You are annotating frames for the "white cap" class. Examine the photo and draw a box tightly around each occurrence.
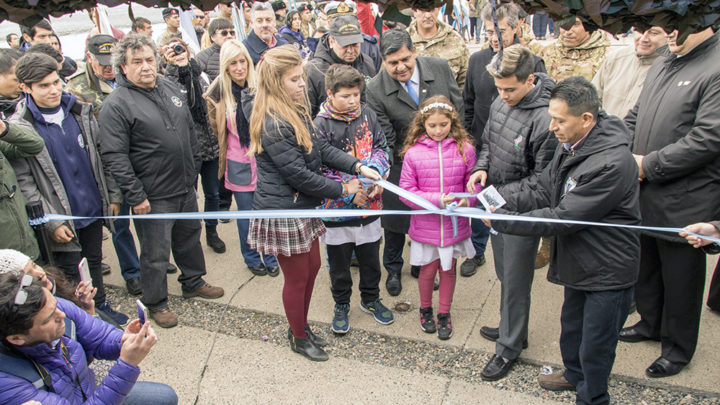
[0,249,31,275]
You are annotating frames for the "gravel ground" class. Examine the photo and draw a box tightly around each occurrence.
[90,285,720,405]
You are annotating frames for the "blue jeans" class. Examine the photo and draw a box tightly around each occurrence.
[561,287,633,405]
[110,201,140,281]
[199,159,221,229]
[233,191,278,268]
[124,381,178,405]
[470,218,490,256]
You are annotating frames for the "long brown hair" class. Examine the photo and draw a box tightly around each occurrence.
[249,45,312,155]
[402,95,473,160]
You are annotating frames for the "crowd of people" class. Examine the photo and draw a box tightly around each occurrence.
[0,0,718,404]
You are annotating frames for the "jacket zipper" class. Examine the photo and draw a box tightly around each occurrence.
[438,140,444,247]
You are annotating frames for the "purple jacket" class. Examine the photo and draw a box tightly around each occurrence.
[399,136,476,247]
[0,298,140,405]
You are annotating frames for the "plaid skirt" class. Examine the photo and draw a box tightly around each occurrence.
[249,217,326,256]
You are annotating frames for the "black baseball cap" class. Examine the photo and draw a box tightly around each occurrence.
[87,34,117,66]
[329,15,362,46]
[162,8,179,18]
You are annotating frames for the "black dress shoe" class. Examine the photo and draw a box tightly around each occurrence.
[290,335,328,361]
[125,278,142,296]
[481,354,515,381]
[386,273,402,296]
[266,265,280,277]
[618,326,657,343]
[646,357,685,378]
[479,326,528,348]
[410,265,420,278]
[287,326,329,347]
[248,265,267,276]
[166,263,177,274]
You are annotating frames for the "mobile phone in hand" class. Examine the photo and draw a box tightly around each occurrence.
[136,300,149,325]
[78,258,92,287]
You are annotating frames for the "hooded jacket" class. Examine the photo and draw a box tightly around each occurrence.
[314,102,389,225]
[10,95,121,253]
[306,35,378,117]
[247,92,361,210]
[0,297,140,405]
[626,31,720,242]
[399,136,476,247]
[494,113,641,291]
[98,74,200,206]
[474,73,557,186]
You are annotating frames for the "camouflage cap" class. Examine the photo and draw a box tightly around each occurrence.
[87,34,117,66]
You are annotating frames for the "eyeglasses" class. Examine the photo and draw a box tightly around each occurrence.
[14,273,33,306]
[219,29,236,37]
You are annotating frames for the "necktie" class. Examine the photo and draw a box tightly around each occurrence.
[405,81,419,105]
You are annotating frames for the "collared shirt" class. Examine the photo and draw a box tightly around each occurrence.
[563,124,596,151]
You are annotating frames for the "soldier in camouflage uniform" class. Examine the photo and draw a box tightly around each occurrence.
[539,18,609,82]
[65,35,117,118]
[408,5,469,88]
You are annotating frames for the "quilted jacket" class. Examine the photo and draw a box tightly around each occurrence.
[399,136,475,247]
[0,297,140,405]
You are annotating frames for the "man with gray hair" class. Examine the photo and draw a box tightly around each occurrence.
[243,1,288,65]
[98,34,225,329]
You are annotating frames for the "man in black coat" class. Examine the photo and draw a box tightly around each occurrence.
[486,77,640,404]
[621,28,720,378]
[461,2,546,277]
[99,34,225,329]
[306,15,377,117]
[243,1,289,65]
[195,17,235,82]
[366,29,463,296]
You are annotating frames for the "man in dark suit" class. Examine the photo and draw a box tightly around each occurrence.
[366,29,463,296]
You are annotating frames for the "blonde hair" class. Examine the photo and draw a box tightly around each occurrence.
[402,95,473,161]
[206,39,257,134]
[249,45,311,154]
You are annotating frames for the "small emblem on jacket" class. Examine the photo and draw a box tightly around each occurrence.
[77,134,84,148]
[563,177,577,195]
[513,135,523,148]
[171,96,182,107]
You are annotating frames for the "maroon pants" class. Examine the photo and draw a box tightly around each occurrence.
[276,239,321,338]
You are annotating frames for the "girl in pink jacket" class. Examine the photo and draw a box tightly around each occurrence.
[399,95,476,340]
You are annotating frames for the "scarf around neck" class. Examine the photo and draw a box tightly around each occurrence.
[320,100,361,122]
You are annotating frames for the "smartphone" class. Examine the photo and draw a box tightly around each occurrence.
[78,258,92,287]
[136,300,149,325]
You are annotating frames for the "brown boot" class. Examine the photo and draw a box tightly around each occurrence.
[534,237,551,269]
[182,282,225,299]
[538,372,575,391]
[150,308,178,328]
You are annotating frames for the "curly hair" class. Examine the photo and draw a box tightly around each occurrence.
[401,95,473,161]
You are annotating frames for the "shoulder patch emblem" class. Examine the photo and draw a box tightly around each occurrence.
[171,96,182,107]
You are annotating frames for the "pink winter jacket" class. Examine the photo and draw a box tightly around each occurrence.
[399,136,476,247]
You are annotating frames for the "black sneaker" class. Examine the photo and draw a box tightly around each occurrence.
[410,265,420,278]
[96,301,129,327]
[206,228,226,253]
[460,254,485,277]
[419,307,436,333]
[437,312,453,340]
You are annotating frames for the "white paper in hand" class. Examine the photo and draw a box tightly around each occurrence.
[478,185,506,211]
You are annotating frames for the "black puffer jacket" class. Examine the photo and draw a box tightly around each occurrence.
[245,92,361,210]
[494,113,641,291]
[306,35,378,117]
[463,41,546,143]
[165,60,219,162]
[98,74,200,206]
[196,43,221,82]
[474,73,557,186]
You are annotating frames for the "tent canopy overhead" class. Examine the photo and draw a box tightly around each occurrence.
[2,0,718,40]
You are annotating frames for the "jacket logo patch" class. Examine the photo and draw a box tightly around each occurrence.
[171,96,183,107]
[563,177,577,196]
[513,135,523,148]
[77,134,85,148]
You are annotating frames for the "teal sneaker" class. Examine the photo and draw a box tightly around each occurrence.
[360,298,395,325]
[332,303,350,334]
